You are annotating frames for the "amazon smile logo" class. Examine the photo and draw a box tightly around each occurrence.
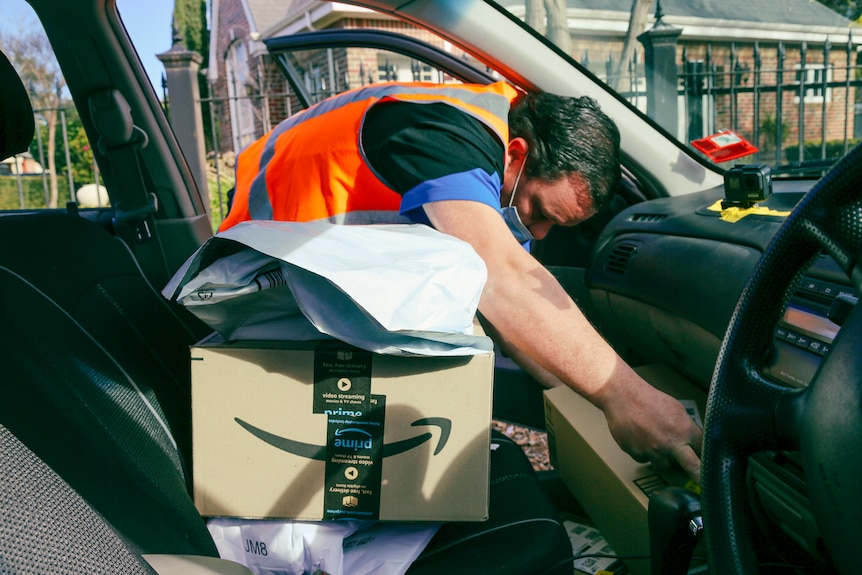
[234,417,452,460]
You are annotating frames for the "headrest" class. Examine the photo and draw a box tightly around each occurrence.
[0,50,36,162]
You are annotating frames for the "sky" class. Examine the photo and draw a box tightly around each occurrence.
[116,0,177,91]
[2,0,177,92]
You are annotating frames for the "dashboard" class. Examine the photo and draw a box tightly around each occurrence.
[587,179,821,387]
[585,177,852,566]
[770,258,855,389]
[754,254,855,563]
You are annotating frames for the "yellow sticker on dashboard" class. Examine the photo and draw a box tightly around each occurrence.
[707,199,791,223]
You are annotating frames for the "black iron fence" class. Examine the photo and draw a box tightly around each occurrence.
[589,36,862,167]
[683,39,860,164]
[192,35,862,228]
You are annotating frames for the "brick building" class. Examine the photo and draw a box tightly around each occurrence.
[207,0,475,155]
[207,0,860,160]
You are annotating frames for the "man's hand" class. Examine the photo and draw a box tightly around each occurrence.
[424,199,703,482]
[597,364,703,483]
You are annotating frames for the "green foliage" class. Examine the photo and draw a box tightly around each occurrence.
[173,0,208,66]
[815,0,862,21]
[206,153,235,233]
[28,107,96,185]
[172,0,212,149]
[759,113,791,149]
[61,106,91,183]
[783,138,862,163]
[0,176,71,210]
[68,126,96,184]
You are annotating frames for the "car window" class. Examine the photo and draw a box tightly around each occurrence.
[199,1,862,231]
[206,26,503,228]
[279,45,464,105]
[268,35,499,109]
[497,0,861,175]
[0,0,108,212]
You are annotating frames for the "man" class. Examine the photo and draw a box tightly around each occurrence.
[222,81,703,482]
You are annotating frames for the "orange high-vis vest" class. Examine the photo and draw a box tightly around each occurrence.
[219,81,521,232]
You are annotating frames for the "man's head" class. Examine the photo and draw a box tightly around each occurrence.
[504,92,621,238]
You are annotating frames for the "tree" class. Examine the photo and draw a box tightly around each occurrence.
[612,0,653,90]
[67,111,96,185]
[525,0,571,55]
[172,0,213,148]
[815,0,862,21]
[1,26,66,208]
[525,0,547,35]
[545,0,572,55]
[173,0,208,65]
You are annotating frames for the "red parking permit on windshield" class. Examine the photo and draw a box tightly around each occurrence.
[691,130,758,163]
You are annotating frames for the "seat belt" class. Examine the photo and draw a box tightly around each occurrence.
[89,89,171,287]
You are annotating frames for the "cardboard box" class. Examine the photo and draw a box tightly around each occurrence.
[191,334,493,522]
[544,364,706,575]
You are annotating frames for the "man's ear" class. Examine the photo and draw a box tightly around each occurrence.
[505,137,528,167]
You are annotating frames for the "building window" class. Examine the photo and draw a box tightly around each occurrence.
[226,40,259,154]
[794,64,832,104]
[376,55,447,83]
[413,62,444,83]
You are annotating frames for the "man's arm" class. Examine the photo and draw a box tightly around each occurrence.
[424,199,703,482]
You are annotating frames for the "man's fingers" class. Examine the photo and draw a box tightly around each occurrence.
[688,422,704,456]
[671,444,701,485]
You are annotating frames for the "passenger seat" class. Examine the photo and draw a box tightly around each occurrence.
[0,45,215,557]
[0,266,218,555]
[0,211,211,473]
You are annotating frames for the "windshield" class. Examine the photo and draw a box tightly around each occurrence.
[106,0,862,227]
[498,0,862,174]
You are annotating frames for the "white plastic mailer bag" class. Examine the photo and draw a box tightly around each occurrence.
[342,522,441,575]
[162,220,492,356]
[207,518,359,575]
[206,518,441,575]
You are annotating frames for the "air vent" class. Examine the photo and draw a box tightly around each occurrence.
[605,241,638,274]
[630,213,668,223]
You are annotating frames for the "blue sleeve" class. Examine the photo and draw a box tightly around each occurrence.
[399,168,502,225]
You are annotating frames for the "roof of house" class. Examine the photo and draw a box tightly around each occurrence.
[239,0,854,39]
[245,0,293,34]
[498,0,851,28]
[667,0,848,27]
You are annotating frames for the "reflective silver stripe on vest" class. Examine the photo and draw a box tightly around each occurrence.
[246,84,512,221]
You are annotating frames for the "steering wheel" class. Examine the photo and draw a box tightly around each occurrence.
[701,144,862,575]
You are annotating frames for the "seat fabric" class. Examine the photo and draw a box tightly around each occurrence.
[0,267,217,556]
[0,423,159,575]
[0,212,211,477]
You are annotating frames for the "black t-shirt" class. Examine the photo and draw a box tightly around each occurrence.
[361,101,505,195]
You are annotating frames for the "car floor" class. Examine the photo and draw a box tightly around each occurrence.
[492,420,551,471]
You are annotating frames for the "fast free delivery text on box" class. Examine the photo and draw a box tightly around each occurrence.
[191,334,494,523]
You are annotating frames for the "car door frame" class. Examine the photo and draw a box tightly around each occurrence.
[264,28,499,110]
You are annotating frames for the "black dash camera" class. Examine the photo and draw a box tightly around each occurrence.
[723,164,773,208]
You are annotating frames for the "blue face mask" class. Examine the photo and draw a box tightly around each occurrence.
[501,158,534,244]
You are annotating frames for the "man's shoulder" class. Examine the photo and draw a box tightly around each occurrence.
[361,99,505,195]
[365,99,498,140]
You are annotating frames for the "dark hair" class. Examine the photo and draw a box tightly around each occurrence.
[508,92,621,213]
